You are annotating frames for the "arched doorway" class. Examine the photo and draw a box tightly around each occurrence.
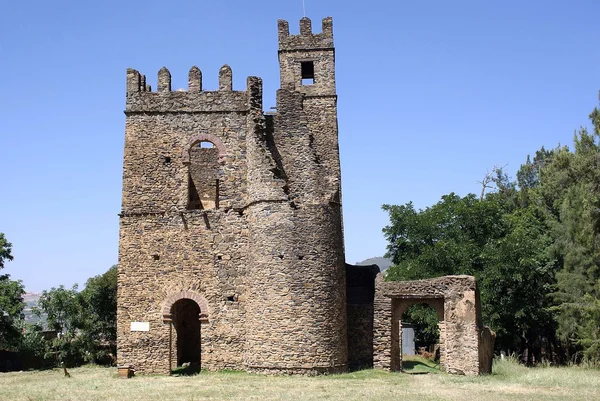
[171,299,201,368]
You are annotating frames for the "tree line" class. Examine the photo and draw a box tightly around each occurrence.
[0,237,116,369]
[383,100,600,364]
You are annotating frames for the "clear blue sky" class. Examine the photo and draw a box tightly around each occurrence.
[1,0,599,293]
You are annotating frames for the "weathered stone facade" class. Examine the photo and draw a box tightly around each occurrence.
[117,17,493,376]
[346,264,379,370]
[117,17,346,375]
[372,274,495,375]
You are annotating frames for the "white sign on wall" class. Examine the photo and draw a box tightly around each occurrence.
[130,322,150,332]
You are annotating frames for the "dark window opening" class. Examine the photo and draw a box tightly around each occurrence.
[226,295,235,302]
[215,179,220,209]
[187,141,221,211]
[301,61,315,85]
[187,173,202,210]
[163,156,171,164]
[152,254,160,261]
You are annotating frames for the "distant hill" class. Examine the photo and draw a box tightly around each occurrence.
[355,256,393,272]
[22,292,45,326]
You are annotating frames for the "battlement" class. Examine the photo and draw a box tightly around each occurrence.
[125,66,262,113]
[278,17,334,52]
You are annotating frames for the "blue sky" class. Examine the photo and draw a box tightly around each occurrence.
[1,0,599,292]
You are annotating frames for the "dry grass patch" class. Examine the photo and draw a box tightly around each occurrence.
[0,360,598,401]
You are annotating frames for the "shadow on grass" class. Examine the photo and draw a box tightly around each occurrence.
[402,357,440,375]
[171,365,201,376]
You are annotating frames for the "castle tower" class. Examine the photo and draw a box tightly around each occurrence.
[117,17,347,375]
[243,17,347,373]
[117,67,261,373]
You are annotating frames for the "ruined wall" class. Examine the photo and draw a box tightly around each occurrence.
[479,326,495,374]
[373,275,491,375]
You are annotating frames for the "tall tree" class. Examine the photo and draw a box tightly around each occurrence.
[382,96,600,364]
[36,285,84,367]
[383,191,556,360]
[0,233,14,269]
[547,123,600,362]
[77,265,117,364]
[0,233,24,351]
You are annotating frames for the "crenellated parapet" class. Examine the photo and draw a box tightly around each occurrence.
[278,17,334,52]
[125,66,262,114]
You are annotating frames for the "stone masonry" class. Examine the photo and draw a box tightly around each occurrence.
[118,17,346,375]
[117,17,493,376]
[373,274,495,375]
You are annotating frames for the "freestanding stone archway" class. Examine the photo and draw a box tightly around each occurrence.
[373,274,495,375]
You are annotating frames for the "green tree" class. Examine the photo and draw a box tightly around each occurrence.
[479,208,556,361]
[382,95,600,365]
[382,191,556,360]
[0,276,25,350]
[0,233,14,269]
[544,123,600,362]
[401,304,439,350]
[33,266,118,367]
[77,265,117,364]
[18,323,52,369]
[36,285,84,367]
[0,233,24,351]
[383,193,506,281]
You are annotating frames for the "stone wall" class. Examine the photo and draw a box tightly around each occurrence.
[117,17,348,375]
[117,16,496,377]
[373,274,493,375]
[479,326,496,374]
[346,264,379,369]
[188,146,220,210]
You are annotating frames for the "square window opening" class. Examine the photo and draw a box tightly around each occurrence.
[301,61,315,86]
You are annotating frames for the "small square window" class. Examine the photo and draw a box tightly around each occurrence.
[301,61,315,85]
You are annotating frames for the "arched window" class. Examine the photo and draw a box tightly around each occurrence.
[187,141,220,210]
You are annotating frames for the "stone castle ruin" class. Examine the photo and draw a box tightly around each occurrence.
[117,17,494,376]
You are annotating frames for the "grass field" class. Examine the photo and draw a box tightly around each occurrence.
[402,355,441,374]
[1,359,598,401]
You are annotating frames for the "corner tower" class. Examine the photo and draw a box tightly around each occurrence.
[278,17,336,95]
[276,17,341,204]
[243,17,347,373]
